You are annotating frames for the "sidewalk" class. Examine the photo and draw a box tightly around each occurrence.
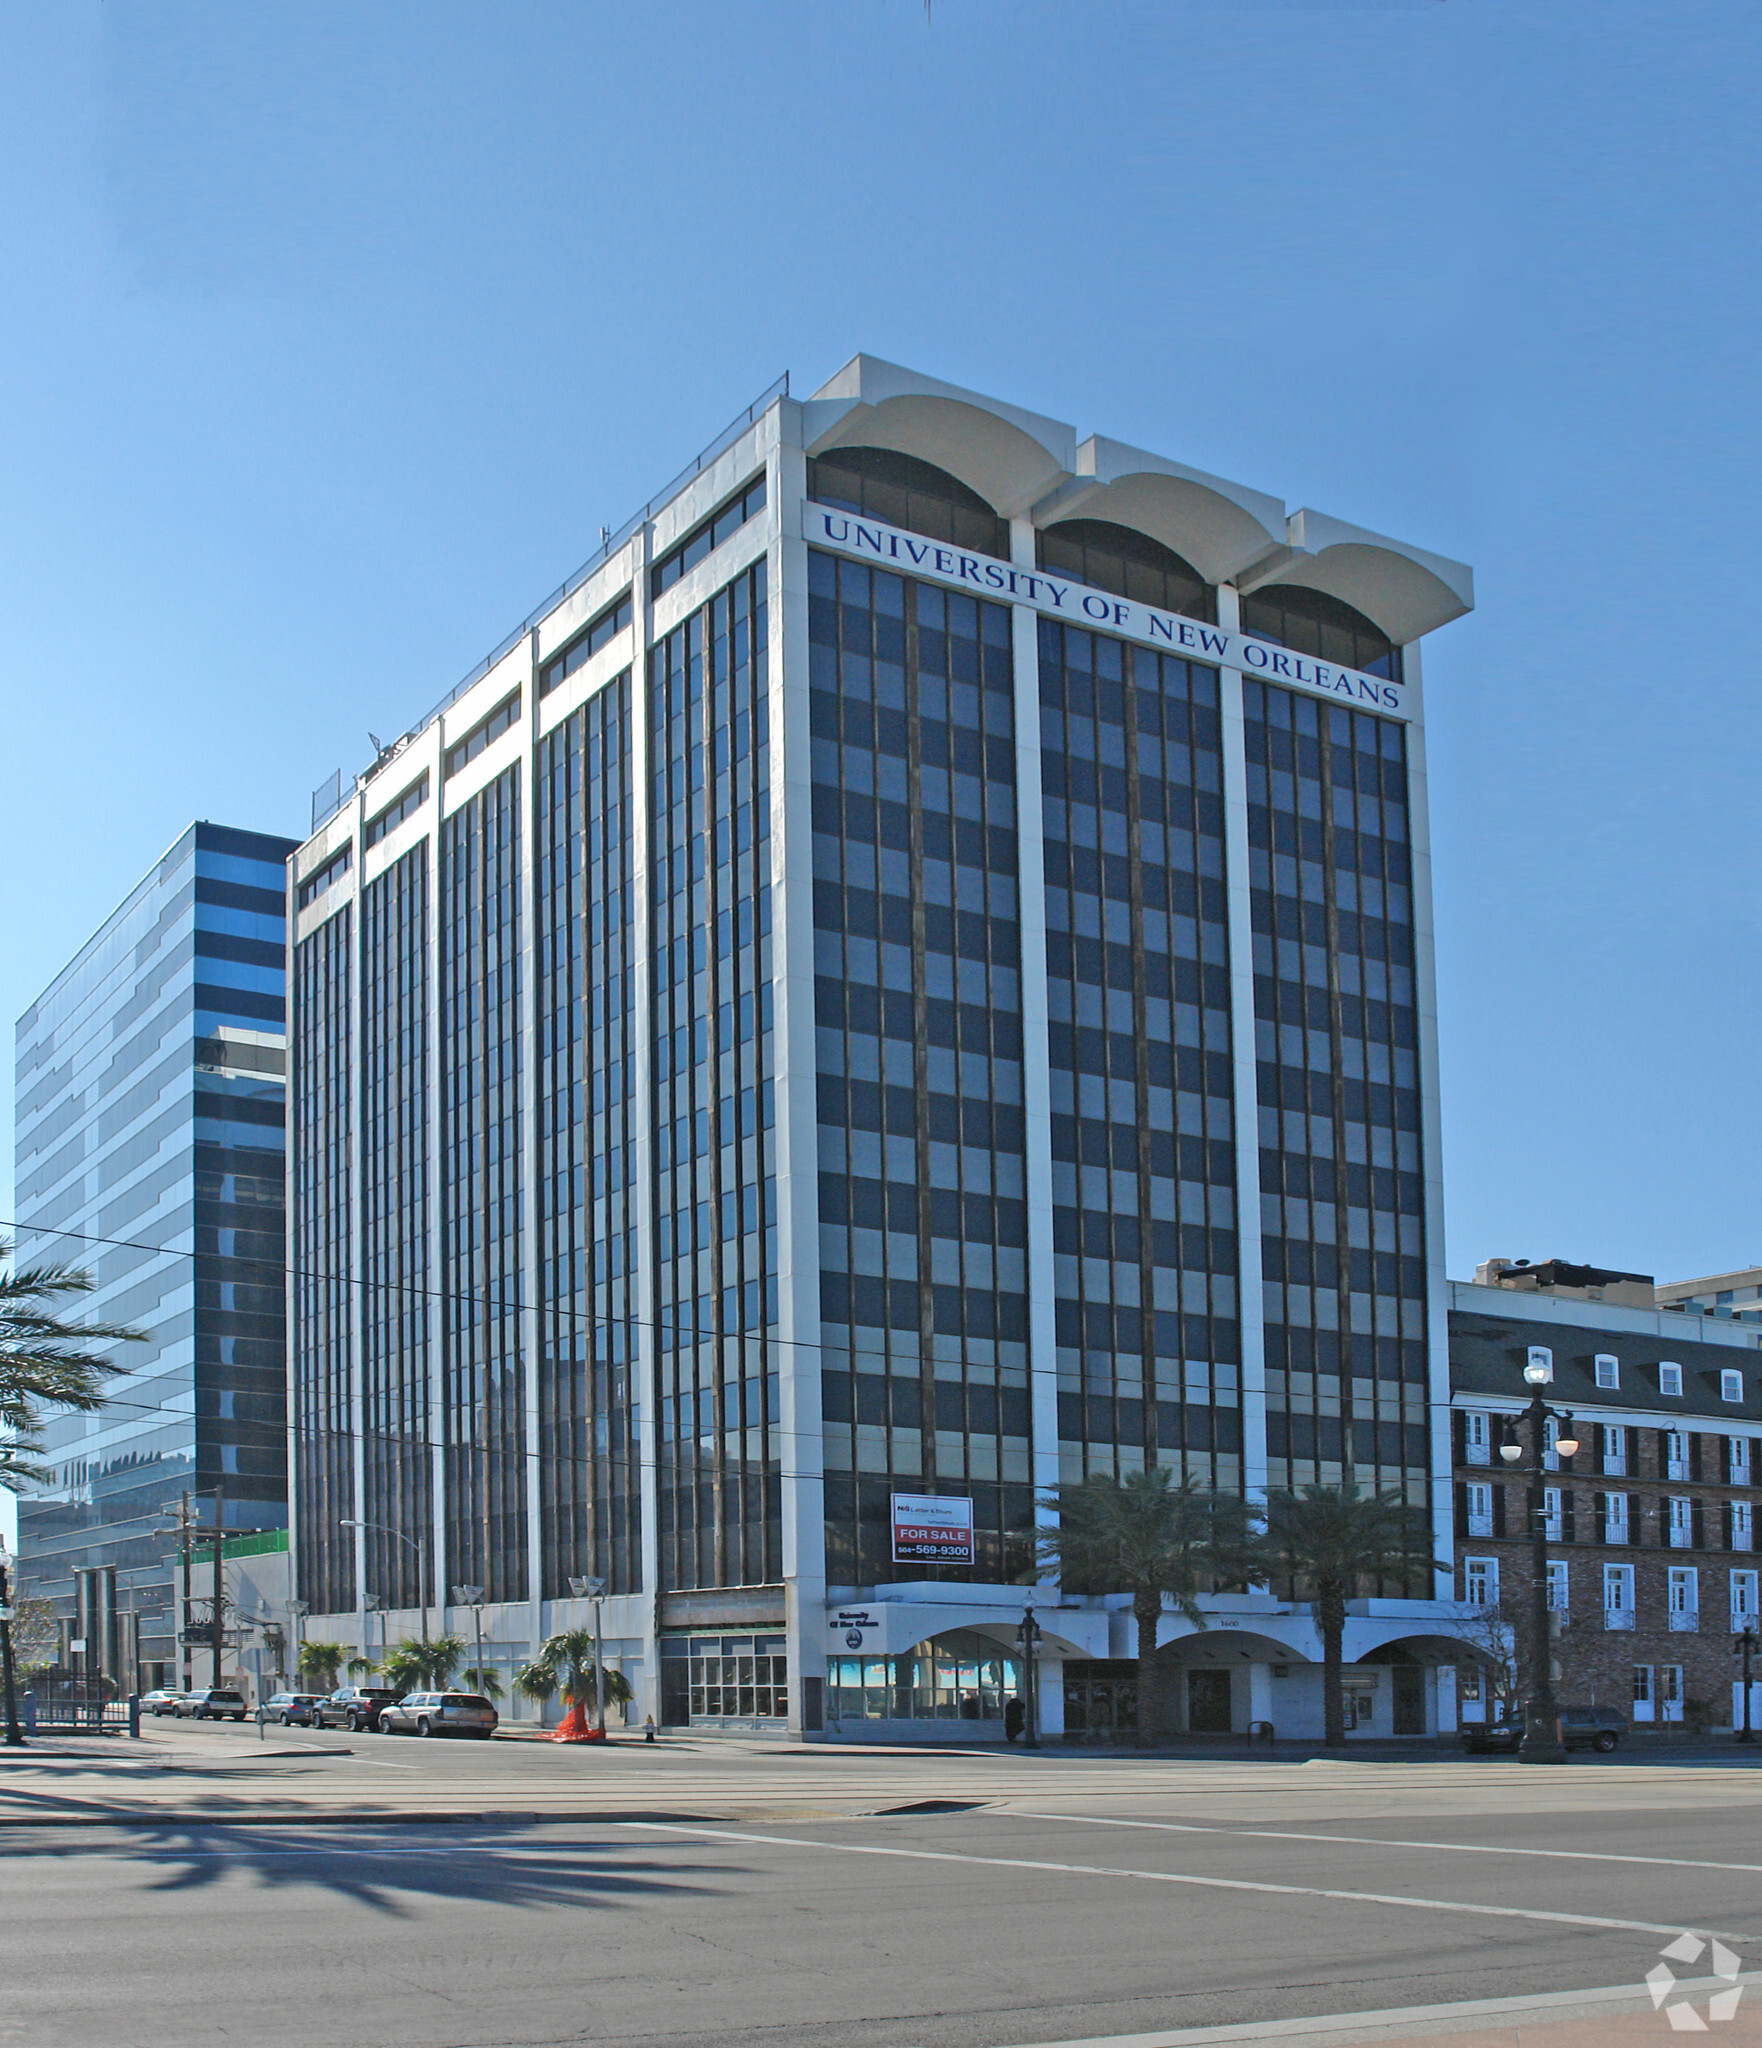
[1006,1972,1762,2047]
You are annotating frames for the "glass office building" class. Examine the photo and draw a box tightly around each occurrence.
[13,822,296,1688]
[289,358,1474,1740]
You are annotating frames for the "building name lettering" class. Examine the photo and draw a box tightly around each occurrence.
[804,504,1408,719]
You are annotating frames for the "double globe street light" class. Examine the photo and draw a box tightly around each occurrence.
[1498,1353,1579,1765]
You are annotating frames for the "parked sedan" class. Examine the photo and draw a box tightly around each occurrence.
[141,1688,185,1718]
[1461,1703,1625,1754]
[312,1686,401,1732]
[379,1691,499,1740]
[263,1691,323,1727]
[177,1687,249,1722]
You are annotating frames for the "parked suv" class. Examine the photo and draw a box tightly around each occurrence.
[263,1691,322,1726]
[178,1688,249,1722]
[379,1691,499,1740]
[314,1686,400,1733]
[1461,1704,1624,1754]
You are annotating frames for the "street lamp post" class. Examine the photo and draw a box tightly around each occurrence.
[1736,1625,1758,1745]
[1498,1356,1579,1766]
[340,1519,427,1642]
[288,1599,308,1691]
[569,1576,608,1736]
[452,1585,485,1694]
[1016,1601,1042,1751]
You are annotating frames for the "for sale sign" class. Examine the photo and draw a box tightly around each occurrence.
[890,1493,975,1566]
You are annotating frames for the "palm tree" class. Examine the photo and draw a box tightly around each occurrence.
[0,1239,142,1489]
[515,1658,556,1721]
[380,1633,463,1694]
[297,1640,348,1692]
[1037,1468,1258,1746]
[0,1241,141,1743]
[520,1628,632,1740]
[1255,1484,1446,1748]
[461,1665,504,1702]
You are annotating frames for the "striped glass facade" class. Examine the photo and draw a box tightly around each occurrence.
[16,822,297,1677]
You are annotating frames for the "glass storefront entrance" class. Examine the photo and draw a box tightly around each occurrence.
[1062,1658,1138,1739]
[825,1629,1021,1723]
[660,1633,788,1726]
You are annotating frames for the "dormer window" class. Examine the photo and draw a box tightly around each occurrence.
[1723,1369,1744,1403]
[1594,1354,1620,1390]
[1659,1362,1683,1398]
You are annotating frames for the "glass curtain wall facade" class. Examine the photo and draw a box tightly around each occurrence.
[1038,624,1242,1487]
[15,822,296,1682]
[808,553,1031,1587]
[1246,680,1431,1521]
[286,361,1470,1738]
[292,904,355,1618]
[359,849,429,1614]
[650,561,780,1591]
[535,672,639,1596]
[440,768,525,1607]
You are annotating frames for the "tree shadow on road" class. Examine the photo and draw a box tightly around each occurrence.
[7,1823,737,1918]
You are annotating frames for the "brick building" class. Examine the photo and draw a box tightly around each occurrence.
[1449,1275,1762,1731]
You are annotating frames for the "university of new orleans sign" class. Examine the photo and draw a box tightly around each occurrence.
[802,503,1411,722]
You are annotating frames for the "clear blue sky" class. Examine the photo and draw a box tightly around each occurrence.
[3,0,1757,1297]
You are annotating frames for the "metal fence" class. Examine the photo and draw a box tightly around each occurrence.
[18,1683,131,1733]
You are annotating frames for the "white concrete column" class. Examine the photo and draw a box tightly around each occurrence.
[520,628,543,1624]
[1036,1655,1065,1739]
[1248,1659,1275,1729]
[425,778,446,1643]
[283,855,302,1648]
[1402,641,1455,1574]
[773,407,828,1737]
[1008,514,1060,1564]
[349,785,371,1660]
[627,528,662,1727]
[1215,585,1268,1504]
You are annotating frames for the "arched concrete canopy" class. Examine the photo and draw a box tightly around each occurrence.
[1357,1633,1490,1665]
[1240,509,1474,645]
[1033,436,1288,587]
[802,353,1075,518]
[1157,1626,1315,1664]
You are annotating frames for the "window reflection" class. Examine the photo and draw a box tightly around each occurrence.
[808,447,1009,559]
[825,1630,1020,1721]
[1238,585,1401,682]
[1038,518,1214,623]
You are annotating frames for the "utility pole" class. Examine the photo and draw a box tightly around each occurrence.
[178,1491,194,1692]
[210,1483,225,1690]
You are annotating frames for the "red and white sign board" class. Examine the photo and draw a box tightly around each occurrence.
[890,1493,975,1566]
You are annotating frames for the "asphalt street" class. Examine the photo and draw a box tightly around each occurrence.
[7,1731,1762,2047]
